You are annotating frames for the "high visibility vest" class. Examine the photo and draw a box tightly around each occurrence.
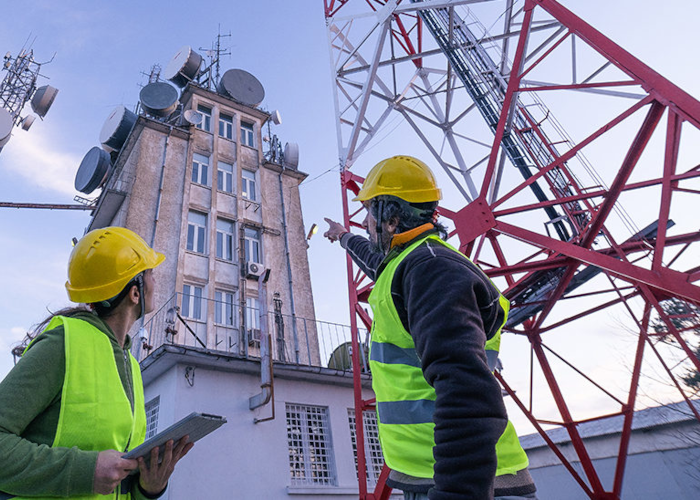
[17,316,147,499]
[368,234,528,478]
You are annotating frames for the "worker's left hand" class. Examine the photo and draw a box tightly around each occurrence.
[324,217,348,243]
[138,436,194,495]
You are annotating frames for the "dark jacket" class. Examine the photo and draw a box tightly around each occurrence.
[341,226,508,499]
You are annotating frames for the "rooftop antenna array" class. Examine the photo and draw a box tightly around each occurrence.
[0,42,58,153]
[199,27,231,90]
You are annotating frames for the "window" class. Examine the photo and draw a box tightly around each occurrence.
[186,211,207,254]
[182,284,205,320]
[191,153,209,186]
[217,161,234,194]
[240,121,254,147]
[215,290,236,326]
[246,297,260,345]
[286,404,337,486]
[241,169,257,201]
[244,227,261,264]
[216,218,235,261]
[145,396,160,439]
[219,113,233,139]
[348,409,384,486]
[196,105,212,132]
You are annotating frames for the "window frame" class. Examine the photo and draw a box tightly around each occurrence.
[215,218,235,262]
[182,284,206,321]
[191,153,210,186]
[196,105,212,132]
[215,290,237,327]
[186,211,207,254]
[217,160,234,194]
[243,227,262,264]
[219,113,234,140]
[240,120,255,148]
[241,169,257,202]
[286,403,338,486]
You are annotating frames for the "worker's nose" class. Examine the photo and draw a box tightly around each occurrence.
[361,213,369,230]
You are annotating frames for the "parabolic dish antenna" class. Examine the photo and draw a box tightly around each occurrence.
[30,85,59,117]
[163,46,202,88]
[283,142,299,169]
[21,115,36,131]
[99,105,137,152]
[183,109,203,125]
[0,107,13,147]
[271,110,282,125]
[140,82,179,117]
[75,146,112,194]
[217,69,265,107]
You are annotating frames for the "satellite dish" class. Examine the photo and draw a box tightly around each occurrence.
[217,69,265,107]
[140,82,179,117]
[30,85,59,118]
[163,46,202,88]
[99,105,137,151]
[271,110,282,125]
[20,115,36,131]
[283,142,299,169]
[75,146,113,194]
[0,108,12,147]
[183,109,203,125]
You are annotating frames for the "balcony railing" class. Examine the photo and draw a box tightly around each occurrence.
[138,293,369,373]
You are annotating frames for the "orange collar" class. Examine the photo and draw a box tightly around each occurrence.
[390,223,434,249]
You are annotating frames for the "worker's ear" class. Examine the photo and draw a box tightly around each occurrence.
[128,283,140,306]
[385,216,399,235]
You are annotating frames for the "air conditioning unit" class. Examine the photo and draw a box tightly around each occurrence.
[245,261,265,279]
[247,328,261,346]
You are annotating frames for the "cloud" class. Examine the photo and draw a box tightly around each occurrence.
[2,129,81,196]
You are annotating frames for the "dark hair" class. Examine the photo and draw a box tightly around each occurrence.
[11,305,92,358]
[370,195,448,239]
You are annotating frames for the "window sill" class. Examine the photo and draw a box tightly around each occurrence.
[191,183,212,190]
[286,486,351,496]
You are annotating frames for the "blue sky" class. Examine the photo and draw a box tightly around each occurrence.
[1,0,699,433]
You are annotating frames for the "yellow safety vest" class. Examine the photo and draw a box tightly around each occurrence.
[368,234,528,478]
[18,316,146,499]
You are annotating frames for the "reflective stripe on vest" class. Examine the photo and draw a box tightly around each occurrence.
[368,234,528,478]
[18,316,147,500]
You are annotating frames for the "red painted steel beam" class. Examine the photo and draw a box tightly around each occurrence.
[495,221,700,303]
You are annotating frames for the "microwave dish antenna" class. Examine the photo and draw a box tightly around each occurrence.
[183,109,203,125]
[270,110,282,125]
[163,46,202,88]
[74,146,112,194]
[139,81,179,118]
[283,142,299,169]
[0,108,12,147]
[217,69,265,107]
[20,115,36,131]
[30,85,58,117]
[99,105,137,152]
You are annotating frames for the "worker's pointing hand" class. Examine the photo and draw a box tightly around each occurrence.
[324,217,348,243]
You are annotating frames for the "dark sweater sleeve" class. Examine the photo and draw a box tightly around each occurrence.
[0,330,97,496]
[340,233,384,281]
[397,243,508,500]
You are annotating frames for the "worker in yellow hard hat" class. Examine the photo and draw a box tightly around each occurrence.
[325,156,537,500]
[0,226,192,499]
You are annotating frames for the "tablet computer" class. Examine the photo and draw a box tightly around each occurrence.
[124,412,226,467]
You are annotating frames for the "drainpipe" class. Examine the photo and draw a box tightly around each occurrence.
[250,269,275,422]
[278,169,300,363]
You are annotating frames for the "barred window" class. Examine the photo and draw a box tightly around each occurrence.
[286,403,337,486]
[145,396,160,439]
[348,409,384,486]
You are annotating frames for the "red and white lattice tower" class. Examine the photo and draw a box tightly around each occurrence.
[324,1,700,498]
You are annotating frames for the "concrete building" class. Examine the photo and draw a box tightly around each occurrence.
[520,400,700,500]
[82,57,384,498]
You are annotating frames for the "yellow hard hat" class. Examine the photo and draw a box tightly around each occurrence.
[352,155,442,203]
[65,226,165,303]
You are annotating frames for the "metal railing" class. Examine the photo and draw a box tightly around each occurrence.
[139,293,370,373]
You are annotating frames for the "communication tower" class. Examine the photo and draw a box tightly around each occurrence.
[325,1,700,499]
[0,46,58,153]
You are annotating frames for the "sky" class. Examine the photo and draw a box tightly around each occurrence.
[1,0,699,435]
